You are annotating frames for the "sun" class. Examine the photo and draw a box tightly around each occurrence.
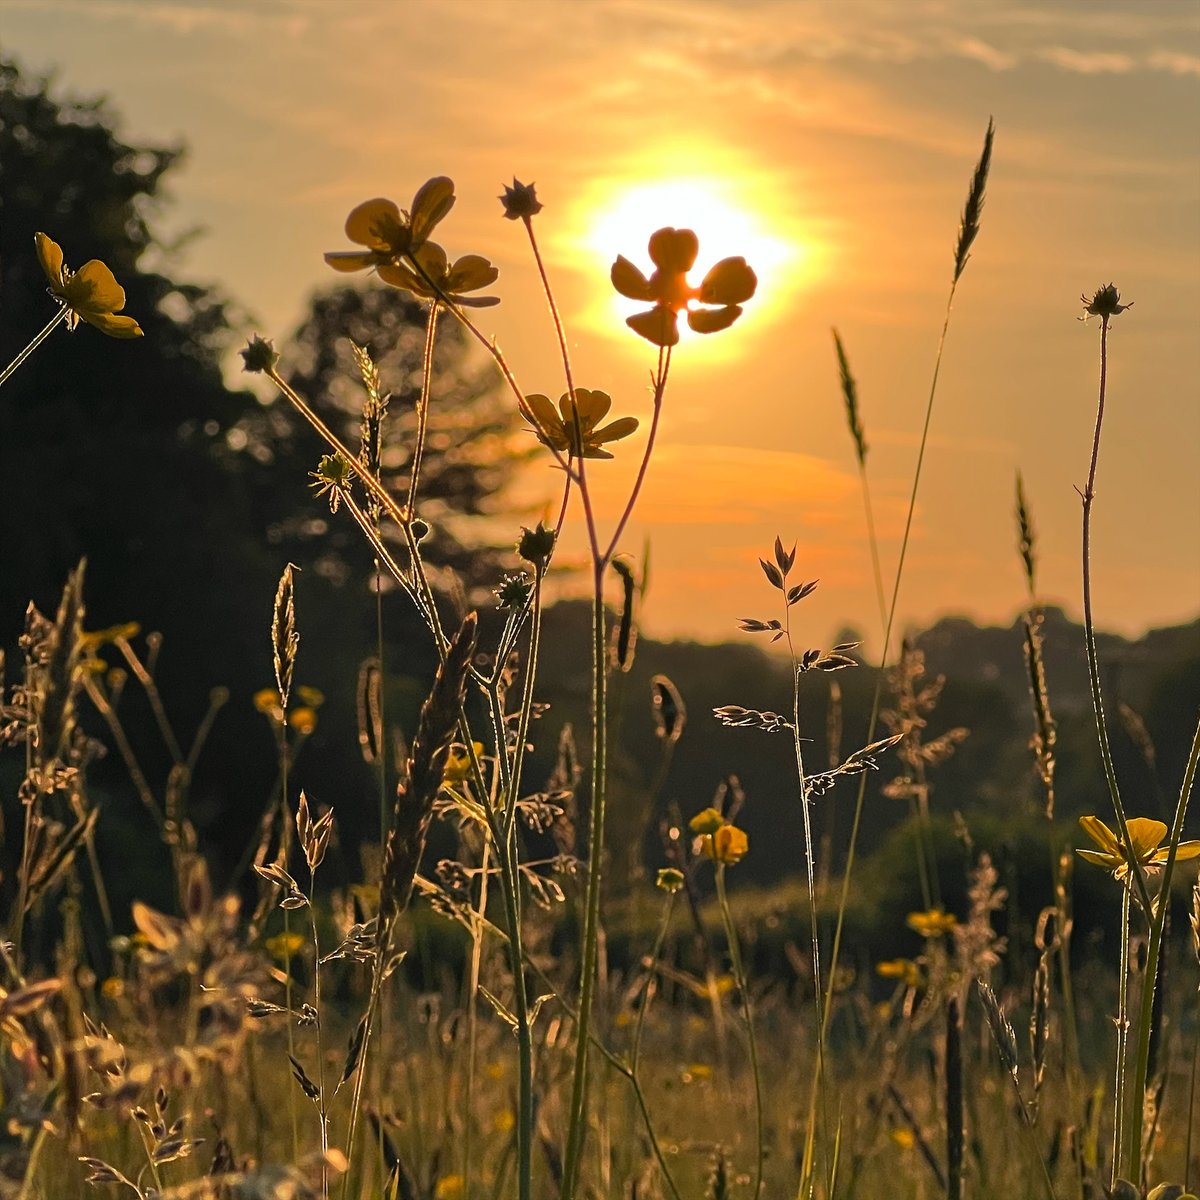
[567,172,808,349]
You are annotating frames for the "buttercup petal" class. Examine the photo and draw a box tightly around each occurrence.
[83,312,144,339]
[523,393,565,446]
[571,388,612,427]
[34,232,66,289]
[1078,815,1120,856]
[610,255,653,301]
[377,261,426,294]
[345,198,404,251]
[445,254,499,294]
[1167,839,1200,862]
[591,416,639,444]
[1077,849,1117,869]
[408,177,456,247]
[454,294,501,308]
[699,257,758,305]
[687,304,742,335]
[324,251,379,273]
[70,260,127,314]
[1126,817,1168,859]
[412,240,449,280]
[626,305,679,347]
[648,227,699,274]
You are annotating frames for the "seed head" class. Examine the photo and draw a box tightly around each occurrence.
[500,178,543,221]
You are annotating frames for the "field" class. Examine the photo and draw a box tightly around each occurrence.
[2,48,1199,1200]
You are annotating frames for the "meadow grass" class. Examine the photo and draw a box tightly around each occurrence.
[2,124,1199,1200]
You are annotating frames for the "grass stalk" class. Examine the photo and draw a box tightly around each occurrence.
[821,115,995,1113]
[1125,712,1200,1183]
[717,863,765,1200]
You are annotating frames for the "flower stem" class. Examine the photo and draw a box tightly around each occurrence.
[1080,314,1153,918]
[1125,711,1200,1184]
[560,564,609,1199]
[717,864,765,1200]
[0,306,68,389]
[406,302,440,513]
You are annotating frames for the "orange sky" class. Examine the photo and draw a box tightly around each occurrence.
[5,0,1198,648]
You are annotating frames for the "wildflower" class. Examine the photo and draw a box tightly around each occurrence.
[240,335,278,373]
[324,179,455,272]
[522,388,638,460]
[34,233,143,338]
[264,931,305,961]
[906,908,958,939]
[100,977,125,1000]
[494,572,531,610]
[876,958,923,988]
[517,521,556,570]
[433,1175,465,1200]
[443,742,485,785]
[688,807,725,836]
[289,707,318,736]
[499,178,543,221]
[656,867,685,894]
[701,823,749,866]
[377,240,500,308]
[890,1129,915,1151]
[683,1063,713,1082]
[1081,283,1132,320]
[1076,815,1200,881]
[611,227,756,347]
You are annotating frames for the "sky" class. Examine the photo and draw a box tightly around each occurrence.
[4,0,1199,648]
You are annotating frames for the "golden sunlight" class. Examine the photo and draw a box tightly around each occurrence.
[568,170,810,350]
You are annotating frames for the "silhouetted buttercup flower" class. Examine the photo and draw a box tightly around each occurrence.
[499,178,543,221]
[324,179,455,272]
[1076,815,1200,881]
[35,232,143,338]
[377,241,499,307]
[522,388,638,459]
[611,227,756,347]
[1080,283,1132,320]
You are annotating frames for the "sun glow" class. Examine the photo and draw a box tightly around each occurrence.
[568,171,809,350]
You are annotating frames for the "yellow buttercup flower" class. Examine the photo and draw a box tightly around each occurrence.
[35,233,143,338]
[1076,815,1200,881]
[688,807,724,836]
[703,823,749,866]
[611,227,756,347]
[265,932,305,961]
[876,958,923,988]
[434,1176,465,1200]
[522,389,638,460]
[444,742,485,785]
[906,908,957,939]
[377,240,499,308]
[324,179,455,272]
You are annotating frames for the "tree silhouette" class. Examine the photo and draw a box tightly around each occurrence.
[236,282,531,602]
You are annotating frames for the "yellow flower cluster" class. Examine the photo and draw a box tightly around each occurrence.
[689,806,749,865]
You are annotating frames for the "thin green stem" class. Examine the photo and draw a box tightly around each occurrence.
[821,283,958,1051]
[265,366,412,533]
[1113,886,1130,1189]
[630,892,677,1075]
[1080,314,1153,917]
[0,305,68,388]
[602,348,670,565]
[717,864,765,1200]
[1125,711,1200,1184]
[406,302,440,513]
[560,568,609,1199]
